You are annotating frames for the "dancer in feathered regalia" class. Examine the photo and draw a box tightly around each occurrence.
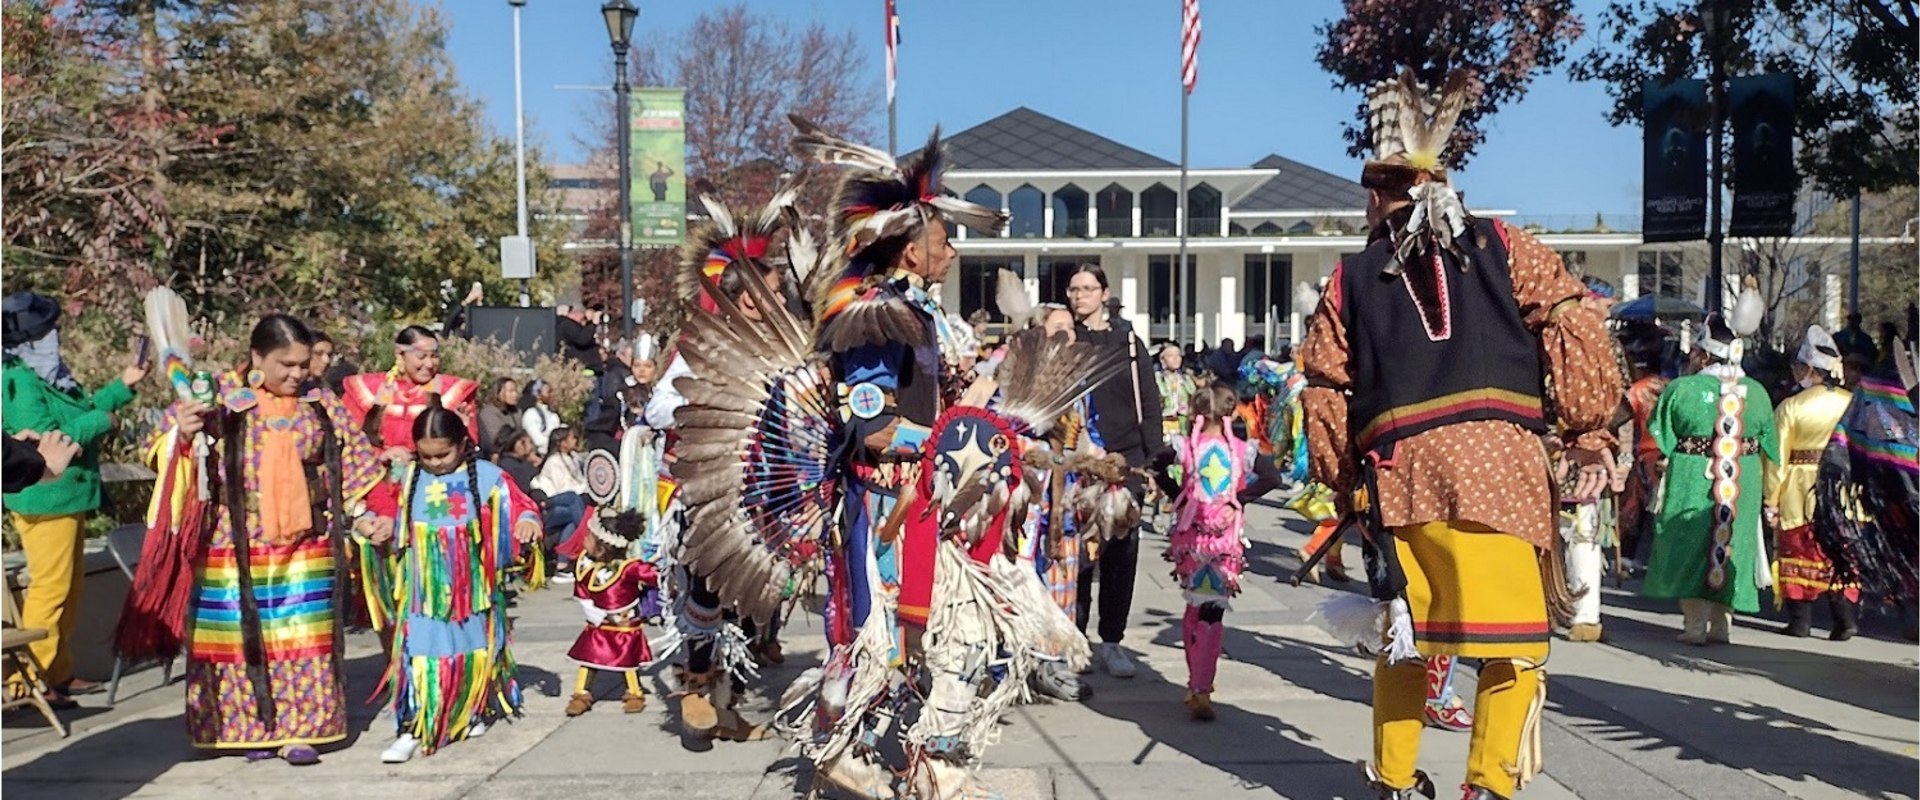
[1301,69,1621,800]
[646,184,804,743]
[1814,338,1919,640]
[665,116,1123,799]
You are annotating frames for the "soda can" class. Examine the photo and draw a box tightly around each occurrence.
[189,370,217,405]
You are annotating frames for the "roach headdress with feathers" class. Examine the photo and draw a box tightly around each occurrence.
[788,115,1006,323]
[1362,67,1481,269]
[677,180,804,314]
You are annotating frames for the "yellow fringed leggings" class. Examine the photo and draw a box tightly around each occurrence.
[1374,657,1541,797]
[574,666,644,697]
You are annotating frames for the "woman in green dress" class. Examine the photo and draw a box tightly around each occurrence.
[1643,311,1779,644]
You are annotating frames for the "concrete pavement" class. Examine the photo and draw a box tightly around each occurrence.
[5,502,1915,799]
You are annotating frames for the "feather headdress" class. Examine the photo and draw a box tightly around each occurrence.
[789,114,1007,326]
[1797,324,1842,375]
[1363,68,1480,269]
[676,179,803,313]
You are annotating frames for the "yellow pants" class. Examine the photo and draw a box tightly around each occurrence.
[1374,520,1549,796]
[1375,656,1541,797]
[9,513,86,688]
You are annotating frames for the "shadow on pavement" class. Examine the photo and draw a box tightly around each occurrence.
[1550,672,1920,799]
[1596,612,1920,723]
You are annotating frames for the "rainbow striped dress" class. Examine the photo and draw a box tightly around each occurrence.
[184,384,382,751]
[384,460,537,755]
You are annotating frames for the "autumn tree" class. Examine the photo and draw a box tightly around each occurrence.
[575,3,880,336]
[1570,0,1918,196]
[1314,0,1585,168]
[2,1,177,320]
[6,0,572,331]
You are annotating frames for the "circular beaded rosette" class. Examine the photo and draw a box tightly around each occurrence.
[1704,382,1746,591]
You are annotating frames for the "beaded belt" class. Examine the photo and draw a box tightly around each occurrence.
[1674,436,1761,457]
[1789,449,1823,465]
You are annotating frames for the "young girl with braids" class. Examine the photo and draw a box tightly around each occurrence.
[373,397,541,763]
[1153,384,1281,721]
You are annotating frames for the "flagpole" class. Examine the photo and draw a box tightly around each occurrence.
[886,0,898,156]
[889,97,897,156]
[1177,81,1190,349]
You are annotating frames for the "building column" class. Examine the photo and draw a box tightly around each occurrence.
[1042,192,1055,239]
[1131,195,1143,238]
[1023,253,1039,303]
[1823,273,1844,331]
[1087,200,1099,239]
[1220,255,1241,345]
[1219,204,1232,236]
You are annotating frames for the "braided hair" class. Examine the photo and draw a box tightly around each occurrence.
[402,395,486,569]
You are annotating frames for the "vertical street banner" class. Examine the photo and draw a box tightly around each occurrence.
[631,88,686,246]
[1642,79,1708,243]
[1728,73,1797,238]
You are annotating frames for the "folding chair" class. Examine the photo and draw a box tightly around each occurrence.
[105,523,176,706]
[2,576,69,737]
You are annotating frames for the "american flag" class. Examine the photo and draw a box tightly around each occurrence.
[886,0,901,103]
[1181,0,1202,94]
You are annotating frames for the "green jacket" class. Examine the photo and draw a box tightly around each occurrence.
[1,358,136,516]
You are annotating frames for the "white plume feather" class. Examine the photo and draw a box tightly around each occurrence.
[995,268,1034,328]
[1293,281,1323,318]
[1730,287,1765,337]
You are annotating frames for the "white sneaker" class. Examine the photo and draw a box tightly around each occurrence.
[1099,643,1137,679]
[467,720,487,739]
[381,734,419,764]
[549,570,575,586]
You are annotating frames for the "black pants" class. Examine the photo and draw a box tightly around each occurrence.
[1076,527,1140,644]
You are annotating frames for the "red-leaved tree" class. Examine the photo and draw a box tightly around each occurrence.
[1315,0,1585,169]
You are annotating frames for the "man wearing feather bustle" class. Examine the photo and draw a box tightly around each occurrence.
[646,185,802,743]
[1299,68,1622,800]
[783,115,1114,800]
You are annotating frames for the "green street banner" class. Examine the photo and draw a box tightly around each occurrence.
[631,88,686,246]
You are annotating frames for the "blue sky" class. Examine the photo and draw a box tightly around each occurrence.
[438,0,1644,219]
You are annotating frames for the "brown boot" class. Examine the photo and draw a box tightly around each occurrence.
[1566,623,1603,642]
[565,692,594,717]
[1185,690,1216,721]
[759,640,785,665]
[678,671,720,735]
[709,707,772,741]
[621,691,647,714]
[816,753,899,799]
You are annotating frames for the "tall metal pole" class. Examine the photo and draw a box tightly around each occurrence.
[614,41,635,341]
[511,0,531,307]
[1177,89,1190,348]
[1705,16,1726,315]
[889,97,897,157]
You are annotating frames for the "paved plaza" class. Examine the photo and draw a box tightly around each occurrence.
[5,503,1915,799]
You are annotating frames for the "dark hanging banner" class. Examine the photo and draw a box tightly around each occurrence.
[1642,79,1708,243]
[1728,73,1797,238]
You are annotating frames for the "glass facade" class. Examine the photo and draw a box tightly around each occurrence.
[1140,184,1178,237]
[1051,184,1090,238]
[958,256,1023,321]
[1637,250,1686,298]
[1242,253,1293,327]
[1188,183,1222,237]
[963,185,1002,238]
[1008,185,1045,238]
[1095,183,1133,237]
[1147,254,1197,341]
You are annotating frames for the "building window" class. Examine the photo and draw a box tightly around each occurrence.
[1188,183,1222,237]
[1008,185,1045,239]
[1052,184,1089,238]
[1037,255,1101,305]
[1140,184,1178,237]
[959,257,1022,322]
[1095,183,1133,237]
[1637,251,1685,298]
[963,185,1002,238]
[1243,254,1293,328]
[1148,254,1197,340]
[1253,221,1285,236]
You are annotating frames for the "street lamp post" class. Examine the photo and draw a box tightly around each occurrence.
[1700,0,1728,315]
[603,0,639,341]
[510,0,530,307]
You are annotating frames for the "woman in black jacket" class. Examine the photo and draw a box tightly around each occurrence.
[1065,264,1164,679]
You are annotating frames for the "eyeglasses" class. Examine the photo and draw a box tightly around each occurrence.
[1066,286,1103,295]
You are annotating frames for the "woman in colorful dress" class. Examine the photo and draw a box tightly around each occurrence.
[1765,325,1858,639]
[1642,306,1779,645]
[159,314,386,764]
[375,398,540,763]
